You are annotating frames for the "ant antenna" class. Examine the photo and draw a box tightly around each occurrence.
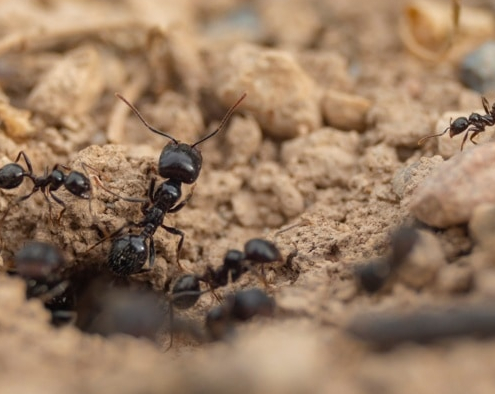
[418,120,451,146]
[115,93,179,144]
[191,92,247,148]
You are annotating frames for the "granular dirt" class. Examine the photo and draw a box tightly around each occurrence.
[1,0,495,393]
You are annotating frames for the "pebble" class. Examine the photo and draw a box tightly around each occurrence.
[27,45,103,119]
[410,142,495,227]
[460,41,495,94]
[212,43,321,139]
[321,89,372,132]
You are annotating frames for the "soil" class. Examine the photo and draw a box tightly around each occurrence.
[1,0,495,393]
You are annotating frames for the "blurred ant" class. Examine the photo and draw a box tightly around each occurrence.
[206,288,275,341]
[356,227,419,293]
[0,151,94,222]
[161,239,281,348]
[97,93,247,276]
[170,239,282,309]
[418,96,495,150]
[11,241,75,325]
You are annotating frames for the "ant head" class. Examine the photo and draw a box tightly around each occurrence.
[449,117,470,137]
[65,171,91,199]
[244,239,283,263]
[14,241,65,281]
[116,92,246,184]
[158,142,203,184]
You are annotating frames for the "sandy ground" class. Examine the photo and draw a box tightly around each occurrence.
[2,0,495,393]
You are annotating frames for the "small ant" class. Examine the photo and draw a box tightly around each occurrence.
[0,151,93,222]
[418,96,495,150]
[101,93,247,276]
[12,241,75,325]
[170,239,283,308]
[206,288,275,341]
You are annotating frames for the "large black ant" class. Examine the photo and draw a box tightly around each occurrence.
[100,93,247,276]
[0,151,94,222]
[11,241,75,325]
[418,96,495,150]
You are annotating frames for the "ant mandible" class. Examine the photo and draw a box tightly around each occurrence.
[418,96,495,151]
[0,151,94,222]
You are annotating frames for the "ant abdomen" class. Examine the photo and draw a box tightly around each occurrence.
[244,239,283,263]
[108,234,148,276]
[0,163,27,189]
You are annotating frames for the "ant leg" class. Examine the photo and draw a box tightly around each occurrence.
[0,187,38,223]
[14,151,34,178]
[84,223,132,253]
[49,190,67,224]
[470,130,482,144]
[242,262,269,288]
[149,237,155,268]
[482,97,490,115]
[460,130,471,151]
[161,224,185,267]
[90,175,147,204]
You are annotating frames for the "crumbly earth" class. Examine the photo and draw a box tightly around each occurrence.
[1,0,495,393]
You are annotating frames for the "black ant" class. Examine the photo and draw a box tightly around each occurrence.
[418,96,495,150]
[0,151,94,222]
[11,241,75,325]
[100,93,247,276]
[206,288,275,340]
[170,239,283,309]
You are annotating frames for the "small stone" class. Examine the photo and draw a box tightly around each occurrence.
[460,41,495,94]
[411,142,495,227]
[225,115,263,167]
[27,45,103,119]
[321,90,372,132]
[213,43,321,139]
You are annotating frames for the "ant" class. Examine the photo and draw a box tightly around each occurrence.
[11,241,75,325]
[206,288,275,340]
[418,96,495,150]
[0,151,94,222]
[170,239,283,309]
[100,93,247,276]
[160,239,281,348]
